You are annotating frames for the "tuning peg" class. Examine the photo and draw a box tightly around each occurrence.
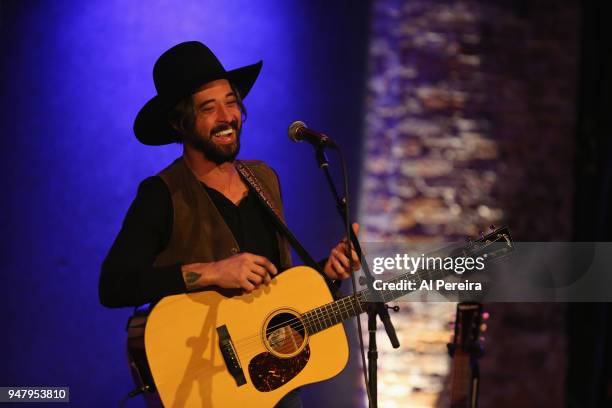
[386,304,400,312]
[489,224,496,231]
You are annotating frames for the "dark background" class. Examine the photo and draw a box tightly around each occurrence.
[0,1,370,406]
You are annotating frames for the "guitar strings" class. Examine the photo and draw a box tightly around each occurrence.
[232,264,452,351]
[235,303,358,353]
[231,261,446,349]
[230,260,488,352]
[231,294,365,348]
[225,238,503,351]
[232,268,419,351]
[230,298,362,353]
[257,237,502,339]
[234,296,360,345]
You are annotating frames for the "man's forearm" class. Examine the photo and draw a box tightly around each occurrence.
[181,262,217,291]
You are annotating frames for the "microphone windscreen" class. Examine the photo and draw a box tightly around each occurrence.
[288,121,307,142]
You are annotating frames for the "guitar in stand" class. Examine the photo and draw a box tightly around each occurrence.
[448,302,487,408]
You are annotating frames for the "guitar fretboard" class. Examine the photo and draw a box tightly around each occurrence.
[301,266,449,335]
[300,230,510,336]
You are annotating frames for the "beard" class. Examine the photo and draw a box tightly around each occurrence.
[185,120,241,164]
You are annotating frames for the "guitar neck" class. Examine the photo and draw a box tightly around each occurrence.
[449,302,483,408]
[449,351,477,408]
[302,227,511,335]
[302,267,439,335]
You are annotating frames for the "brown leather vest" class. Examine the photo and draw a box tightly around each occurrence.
[153,157,292,270]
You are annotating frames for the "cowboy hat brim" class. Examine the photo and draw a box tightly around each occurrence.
[134,60,262,146]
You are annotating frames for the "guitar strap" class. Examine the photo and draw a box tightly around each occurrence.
[235,160,323,273]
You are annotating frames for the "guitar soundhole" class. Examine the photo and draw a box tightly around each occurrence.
[263,310,306,358]
[248,310,310,392]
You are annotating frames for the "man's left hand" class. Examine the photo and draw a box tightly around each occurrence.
[323,223,362,280]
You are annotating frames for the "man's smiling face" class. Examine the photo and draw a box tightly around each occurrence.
[186,79,242,164]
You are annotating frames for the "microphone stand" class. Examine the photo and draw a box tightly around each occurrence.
[314,145,400,408]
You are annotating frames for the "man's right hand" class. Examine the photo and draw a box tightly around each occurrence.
[181,253,278,293]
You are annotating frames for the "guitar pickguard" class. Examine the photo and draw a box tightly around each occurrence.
[248,346,310,392]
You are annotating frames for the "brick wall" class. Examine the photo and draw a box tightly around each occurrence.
[360,1,580,406]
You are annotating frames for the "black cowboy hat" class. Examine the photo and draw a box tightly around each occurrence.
[134,41,262,145]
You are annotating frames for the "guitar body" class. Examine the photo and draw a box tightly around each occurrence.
[144,266,349,408]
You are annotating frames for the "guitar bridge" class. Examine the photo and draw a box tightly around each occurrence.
[217,325,246,387]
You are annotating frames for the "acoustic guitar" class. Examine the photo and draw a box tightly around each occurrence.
[140,227,511,407]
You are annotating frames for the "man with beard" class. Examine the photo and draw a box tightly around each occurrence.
[99,42,359,408]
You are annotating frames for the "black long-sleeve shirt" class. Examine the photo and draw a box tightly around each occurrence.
[99,176,280,308]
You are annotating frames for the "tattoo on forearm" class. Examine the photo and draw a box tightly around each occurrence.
[183,271,201,290]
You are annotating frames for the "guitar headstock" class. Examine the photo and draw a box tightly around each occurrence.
[453,302,485,349]
[465,225,513,264]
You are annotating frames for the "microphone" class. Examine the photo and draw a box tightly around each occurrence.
[288,121,337,149]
